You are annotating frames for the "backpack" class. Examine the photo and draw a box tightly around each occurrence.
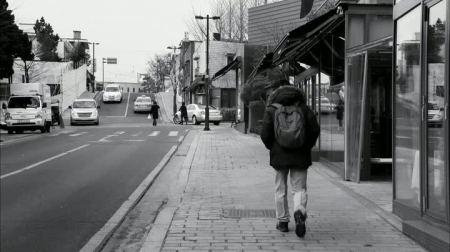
[271,103,306,149]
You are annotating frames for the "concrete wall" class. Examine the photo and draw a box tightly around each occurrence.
[61,64,87,109]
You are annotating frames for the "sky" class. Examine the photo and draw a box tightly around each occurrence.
[8,0,213,82]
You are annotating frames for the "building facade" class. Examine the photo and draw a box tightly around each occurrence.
[393,0,449,250]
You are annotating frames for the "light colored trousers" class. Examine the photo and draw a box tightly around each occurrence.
[275,169,308,222]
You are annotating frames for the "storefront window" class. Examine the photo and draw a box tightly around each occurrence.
[394,6,421,208]
[425,0,447,219]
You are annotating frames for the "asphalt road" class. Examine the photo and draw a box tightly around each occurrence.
[0,93,191,252]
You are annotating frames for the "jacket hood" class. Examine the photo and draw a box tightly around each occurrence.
[267,85,305,106]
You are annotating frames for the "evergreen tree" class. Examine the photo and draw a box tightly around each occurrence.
[34,17,60,61]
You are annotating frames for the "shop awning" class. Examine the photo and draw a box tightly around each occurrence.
[212,57,241,81]
[272,9,344,66]
[245,52,274,85]
[190,76,205,91]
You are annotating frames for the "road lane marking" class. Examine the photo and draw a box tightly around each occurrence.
[168,131,178,137]
[147,114,151,119]
[148,131,160,137]
[1,144,90,180]
[131,131,142,137]
[178,136,184,142]
[93,134,117,143]
[69,132,87,137]
[124,139,145,142]
[113,131,125,135]
[124,93,131,117]
[49,130,76,137]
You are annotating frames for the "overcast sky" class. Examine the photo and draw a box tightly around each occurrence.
[8,0,212,82]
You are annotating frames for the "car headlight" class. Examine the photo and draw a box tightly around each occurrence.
[71,110,77,116]
[5,112,11,120]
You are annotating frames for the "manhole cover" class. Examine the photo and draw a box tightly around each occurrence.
[223,209,276,218]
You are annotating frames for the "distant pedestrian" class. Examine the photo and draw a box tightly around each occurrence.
[336,100,344,130]
[149,101,161,126]
[179,102,188,125]
[260,80,320,238]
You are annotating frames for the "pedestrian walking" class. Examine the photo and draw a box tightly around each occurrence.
[179,102,188,125]
[336,100,344,130]
[149,101,161,126]
[260,80,320,238]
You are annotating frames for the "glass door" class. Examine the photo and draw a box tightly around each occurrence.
[424,0,448,221]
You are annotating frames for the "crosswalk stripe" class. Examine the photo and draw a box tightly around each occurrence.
[148,131,160,137]
[69,132,87,137]
[168,131,178,137]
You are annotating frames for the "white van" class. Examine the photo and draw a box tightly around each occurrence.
[2,83,53,134]
[103,84,122,103]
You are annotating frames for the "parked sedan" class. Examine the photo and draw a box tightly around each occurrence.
[187,104,222,125]
[133,96,152,113]
[69,99,100,125]
[428,102,444,127]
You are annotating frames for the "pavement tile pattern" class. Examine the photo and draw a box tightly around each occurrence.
[160,127,425,252]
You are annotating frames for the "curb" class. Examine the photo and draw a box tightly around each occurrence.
[79,130,190,252]
[139,131,200,252]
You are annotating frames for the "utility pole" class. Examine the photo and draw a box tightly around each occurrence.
[167,46,181,116]
[91,42,99,91]
[195,14,220,131]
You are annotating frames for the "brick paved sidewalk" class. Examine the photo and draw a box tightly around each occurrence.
[157,127,424,252]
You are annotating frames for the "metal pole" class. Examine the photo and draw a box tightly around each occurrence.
[102,58,105,90]
[92,43,96,92]
[204,15,210,131]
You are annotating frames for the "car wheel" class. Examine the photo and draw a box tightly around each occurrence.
[192,115,200,125]
[40,127,46,133]
[46,122,51,133]
[213,121,220,126]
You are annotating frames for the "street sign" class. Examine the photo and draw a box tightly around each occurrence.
[106,58,117,64]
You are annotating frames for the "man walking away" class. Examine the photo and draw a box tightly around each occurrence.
[179,102,188,125]
[150,101,161,126]
[260,81,320,238]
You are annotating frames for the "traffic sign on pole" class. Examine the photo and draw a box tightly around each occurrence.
[106,58,117,64]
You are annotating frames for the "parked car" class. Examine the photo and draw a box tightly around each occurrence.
[103,84,122,103]
[309,96,336,113]
[186,104,222,125]
[69,99,100,125]
[428,102,444,127]
[133,96,152,113]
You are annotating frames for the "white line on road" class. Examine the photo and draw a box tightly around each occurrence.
[124,93,131,117]
[69,132,87,137]
[124,139,145,142]
[94,134,117,143]
[148,131,160,137]
[113,131,125,135]
[147,113,151,119]
[168,131,178,137]
[1,144,90,180]
[131,131,142,137]
[49,130,76,137]
[178,136,184,142]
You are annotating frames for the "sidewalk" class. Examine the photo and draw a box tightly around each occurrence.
[137,127,425,252]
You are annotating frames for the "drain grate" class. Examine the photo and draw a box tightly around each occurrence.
[223,209,276,218]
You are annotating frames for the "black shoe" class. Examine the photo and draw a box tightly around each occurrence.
[276,221,289,232]
[294,210,307,238]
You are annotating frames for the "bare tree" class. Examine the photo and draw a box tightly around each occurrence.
[147,54,171,92]
[188,0,258,42]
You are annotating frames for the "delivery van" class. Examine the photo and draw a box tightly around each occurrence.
[2,83,53,134]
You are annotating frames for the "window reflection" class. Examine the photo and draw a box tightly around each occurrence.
[394,6,421,208]
[426,0,447,218]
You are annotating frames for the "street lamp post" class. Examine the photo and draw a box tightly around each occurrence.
[90,42,99,92]
[195,14,220,131]
[167,46,181,117]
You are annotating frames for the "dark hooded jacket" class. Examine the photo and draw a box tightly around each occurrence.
[260,86,320,170]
